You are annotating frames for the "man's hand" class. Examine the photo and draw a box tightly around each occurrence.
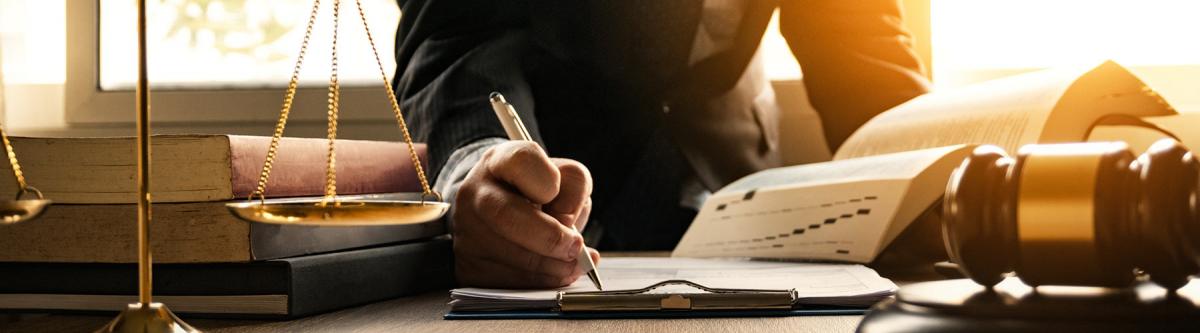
[452,141,601,288]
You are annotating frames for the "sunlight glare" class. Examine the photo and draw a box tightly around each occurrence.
[932,0,1200,70]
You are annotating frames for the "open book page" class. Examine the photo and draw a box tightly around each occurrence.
[449,257,896,311]
[834,61,1176,160]
[1144,113,1200,151]
[1088,124,1176,154]
[1040,61,1177,142]
[1082,112,1197,155]
[672,146,972,263]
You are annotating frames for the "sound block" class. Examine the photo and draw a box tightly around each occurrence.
[857,278,1200,333]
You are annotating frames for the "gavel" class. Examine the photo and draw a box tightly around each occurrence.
[943,139,1200,289]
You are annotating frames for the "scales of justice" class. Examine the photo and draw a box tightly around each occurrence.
[0,0,448,331]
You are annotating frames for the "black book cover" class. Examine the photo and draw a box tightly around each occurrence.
[0,237,455,318]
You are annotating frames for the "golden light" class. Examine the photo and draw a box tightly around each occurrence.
[931,0,1200,112]
[932,0,1200,71]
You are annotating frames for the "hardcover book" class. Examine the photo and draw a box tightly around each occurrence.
[0,238,455,318]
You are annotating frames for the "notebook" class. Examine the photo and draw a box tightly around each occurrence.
[447,257,896,318]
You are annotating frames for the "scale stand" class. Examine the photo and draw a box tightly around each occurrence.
[104,0,447,329]
[96,0,197,331]
[0,0,445,330]
[856,278,1200,333]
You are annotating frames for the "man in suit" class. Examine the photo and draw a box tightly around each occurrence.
[393,0,930,288]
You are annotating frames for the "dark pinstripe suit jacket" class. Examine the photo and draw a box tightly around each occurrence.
[392,0,930,249]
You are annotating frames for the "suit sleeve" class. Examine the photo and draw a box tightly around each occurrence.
[779,0,931,151]
[392,0,540,181]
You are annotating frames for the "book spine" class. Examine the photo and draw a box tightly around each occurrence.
[227,136,428,198]
[0,200,449,263]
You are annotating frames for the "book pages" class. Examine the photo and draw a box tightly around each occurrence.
[1144,113,1200,151]
[1088,124,1176,154]
[672,146,971,263]
[834,61,1175,160]
[673,61,1180,265]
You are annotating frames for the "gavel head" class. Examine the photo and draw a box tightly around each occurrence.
[943,139,1200,289]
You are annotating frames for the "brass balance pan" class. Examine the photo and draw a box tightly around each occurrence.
[0,187,51,225]
[0,198,51,225]
[226,194,449,226]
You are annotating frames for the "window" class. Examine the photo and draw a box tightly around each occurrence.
[0,1,66,85]
[98,0,400,90]
[43,0,1200,127]
[66,0,403,125]
[931,0,1200,111]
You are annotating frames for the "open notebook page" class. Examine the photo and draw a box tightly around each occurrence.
[449,257,897,311]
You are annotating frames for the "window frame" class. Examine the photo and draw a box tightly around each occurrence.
[62,0,941,125]
[65,0,396,125]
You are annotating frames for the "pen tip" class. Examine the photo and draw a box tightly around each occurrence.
[588,271,603,291]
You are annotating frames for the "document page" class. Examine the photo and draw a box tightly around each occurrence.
[449,257,897,311]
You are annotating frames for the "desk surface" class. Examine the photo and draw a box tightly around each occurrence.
[2,292,862,333]
[0,252,936,333]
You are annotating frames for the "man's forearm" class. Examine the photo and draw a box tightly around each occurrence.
[780,0,931,150]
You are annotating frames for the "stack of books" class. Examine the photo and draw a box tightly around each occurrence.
[0,135,453,318]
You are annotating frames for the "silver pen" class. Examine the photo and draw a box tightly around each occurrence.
[488,91,604,290]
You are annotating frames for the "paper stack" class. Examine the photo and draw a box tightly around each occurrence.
[449,257,897,312]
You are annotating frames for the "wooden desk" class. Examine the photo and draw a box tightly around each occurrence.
[0,291,863,332]
[0,252,936,332]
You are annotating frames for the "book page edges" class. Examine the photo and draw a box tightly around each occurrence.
[1041,60,1177,144]
[720,145,970,195]
[832,64,1092,160]
[0,135,429,204]
[0,135,234,204]
[1143,113,1200,151]
[873,145,974,257]
[675,146,971,262]
[0,201,252,263]
[833,60,1170,161]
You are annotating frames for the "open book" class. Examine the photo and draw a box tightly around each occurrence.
[673,60,1187,263]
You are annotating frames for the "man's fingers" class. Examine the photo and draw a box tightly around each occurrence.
[545,158,593,230]
[472,181,583,261]
[455,222,581,279]
[575,197,593,232]
[482,141,560,204]
[456,257,578,288]
[452,145,597,289]
[544,158,592,217]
